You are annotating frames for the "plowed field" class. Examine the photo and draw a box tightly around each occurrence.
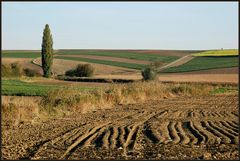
[2,94,239,160]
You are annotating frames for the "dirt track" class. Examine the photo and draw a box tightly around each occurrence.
[2,94,239,160]
[158,55,194,71]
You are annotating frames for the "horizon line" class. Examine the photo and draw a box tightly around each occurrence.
[2,48,238,51]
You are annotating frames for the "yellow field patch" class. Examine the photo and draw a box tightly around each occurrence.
[192,49,238,57]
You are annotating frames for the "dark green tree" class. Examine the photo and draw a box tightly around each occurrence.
[41,24,53,78]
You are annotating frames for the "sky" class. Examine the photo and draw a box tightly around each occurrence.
[2,2,238,50]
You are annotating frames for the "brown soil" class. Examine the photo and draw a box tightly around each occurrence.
[125,50,192,57]
[2,94,238,160]
[183,67,239,74]
[58,54,151,65]
[89,72,238,84]
[158,73,238,84]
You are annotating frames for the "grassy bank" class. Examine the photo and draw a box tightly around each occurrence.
[2,81,238,126]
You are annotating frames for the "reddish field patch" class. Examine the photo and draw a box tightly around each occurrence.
[124,50,194,57]
[158,73,238,84]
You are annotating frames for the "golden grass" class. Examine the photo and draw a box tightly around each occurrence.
[1,96,41,126]
[31,81,218,115]
[2,81,235,126]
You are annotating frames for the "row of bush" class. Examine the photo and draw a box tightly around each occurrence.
[64,62,159,81]
[2,61,159,80]
[65,64,95,77]
[141,62,161,80]
[2,63,40,77]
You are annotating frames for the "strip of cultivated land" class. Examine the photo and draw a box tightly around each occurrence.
[56,50,182,62]
[1,52,41,58]
[2,94,238,160]
[2,50,182,62]
[54,56,147,70]
[161,56,238,73]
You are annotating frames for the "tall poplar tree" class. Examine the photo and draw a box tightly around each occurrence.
[41,24,53,78]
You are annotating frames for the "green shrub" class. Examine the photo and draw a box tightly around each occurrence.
[141,66,157,81]
[24,68,40,77]
[65,64,94,77]
[65,69,77,77]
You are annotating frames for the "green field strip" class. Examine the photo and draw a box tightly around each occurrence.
[2,52,41,58]
[56,50,179,62]
[54,56,147,70]
[161,56,239,73]
[1,79,93,96]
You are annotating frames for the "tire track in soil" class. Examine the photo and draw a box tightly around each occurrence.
[28,123,89,159]
[4,95,239,160]
[183,121,204,145]
[124,125,140,150]
[60,110,160,159]
[218,121,239,136]
[40,112,138,160]
[93,128,108,148]
[175,122,190,144]
[207,121,238,144]
[60,122,112,159]
[168,121,181,144]
[201,121,231,144]
[193,121,216,144]
[143,124,159,144]
[182,122,198,145]
[109,127,119,149]
[158,121,172,144]
[225,121,239,132]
